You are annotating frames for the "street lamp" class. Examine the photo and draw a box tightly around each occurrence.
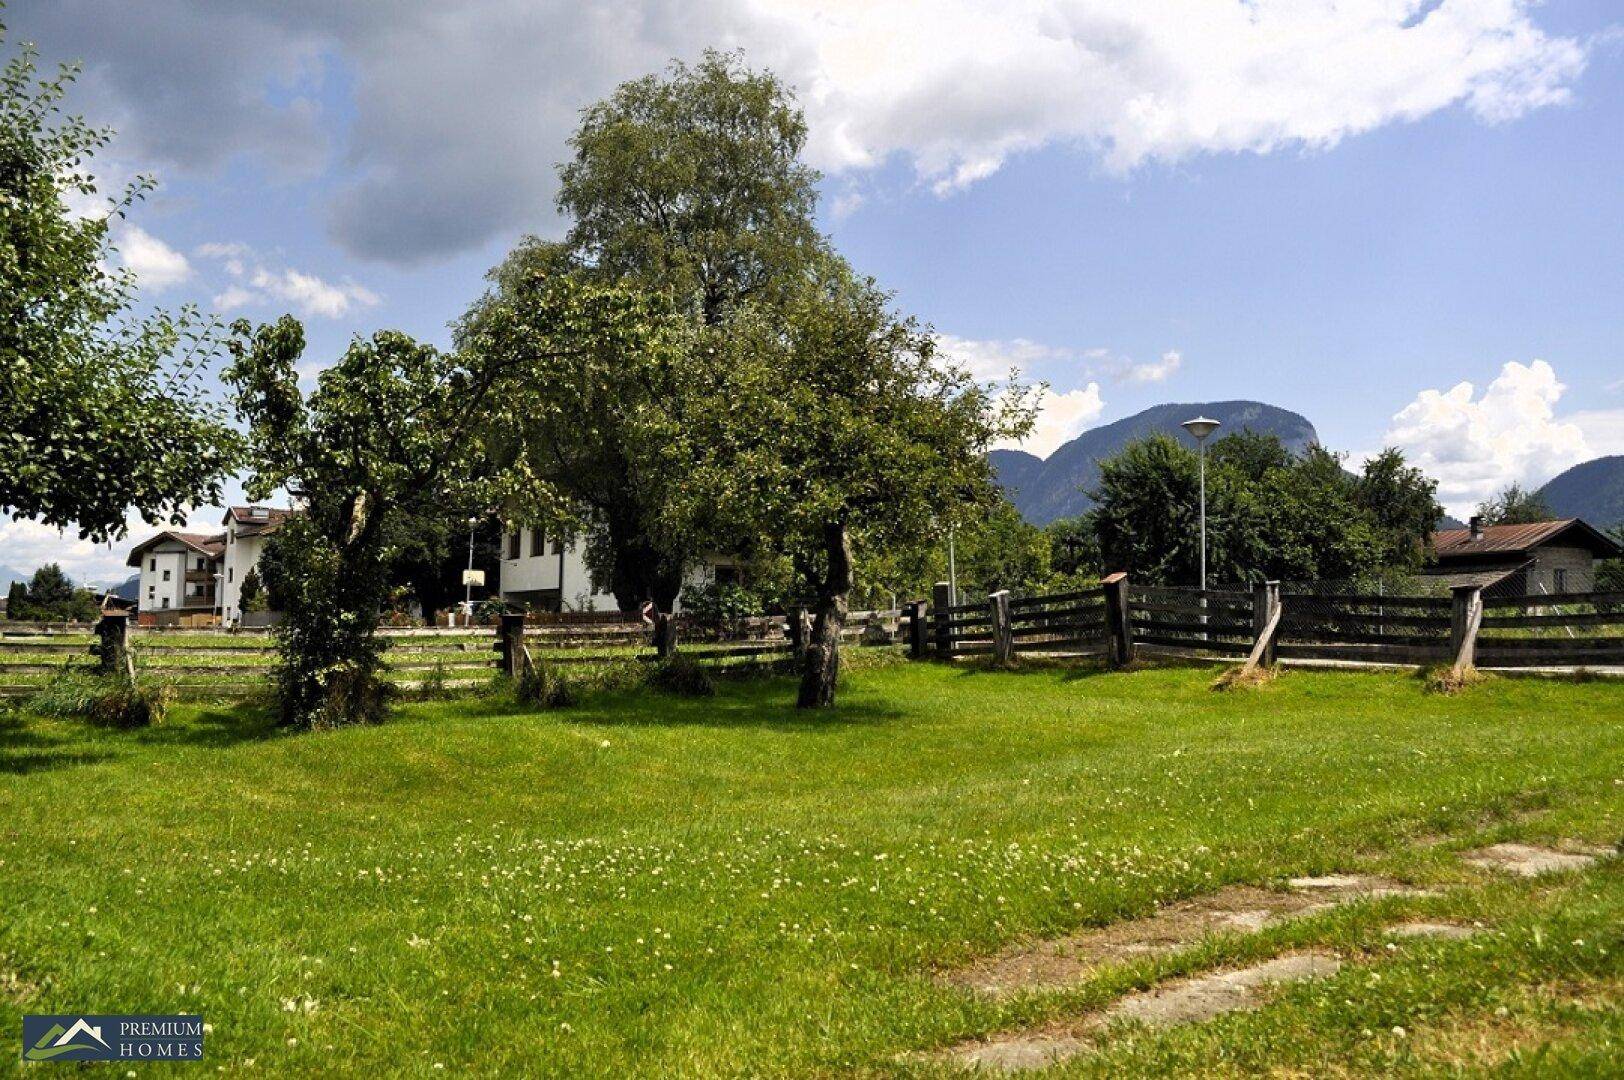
[1181,416,1221,591]
[464,515,479,623]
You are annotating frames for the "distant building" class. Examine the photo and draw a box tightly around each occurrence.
[497,526,741,613]
[126,506,292,625]
[1427,517,1621,595]
[219,506,294,624]
[126,531,224,621]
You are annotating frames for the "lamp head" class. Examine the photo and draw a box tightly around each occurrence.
[1181,416,1221,442]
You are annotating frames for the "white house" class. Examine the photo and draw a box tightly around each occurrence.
[126,506,291,625]
[126,531,224,622]
[219,506,293,624]
[497,527,742,612]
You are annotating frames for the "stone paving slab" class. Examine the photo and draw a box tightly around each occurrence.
[1461,842,1613,878]
[942,875,1422,996]
[948,952,1342,1072]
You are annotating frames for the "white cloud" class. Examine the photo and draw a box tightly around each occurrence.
[1384,359,1592,518]
[999,383,1106,458]
[934,333,1074,382]
[1568,409,1624,458]
[0,518,140,589]
[113,223,193,289]
[14,1,1589,262]
[198,243,382,319]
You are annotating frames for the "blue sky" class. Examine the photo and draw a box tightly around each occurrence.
[4,0,1622,583]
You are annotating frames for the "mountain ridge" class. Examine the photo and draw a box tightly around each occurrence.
[993,399,1320,524]
[1537,455,1624,530]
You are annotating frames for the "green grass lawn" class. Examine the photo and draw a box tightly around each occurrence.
[1,661,1620,1076]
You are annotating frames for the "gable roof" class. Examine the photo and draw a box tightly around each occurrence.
[126,530,226,566]
[1431,518,1622,560]
[222,506,295,538]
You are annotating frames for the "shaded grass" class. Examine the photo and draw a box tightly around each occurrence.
[0,663,1619,1076]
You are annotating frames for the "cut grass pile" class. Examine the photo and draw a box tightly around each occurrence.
[0,662,1619,1076]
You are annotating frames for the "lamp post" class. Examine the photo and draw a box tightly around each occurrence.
[1181,416,1221,591]
[464,516,479,624]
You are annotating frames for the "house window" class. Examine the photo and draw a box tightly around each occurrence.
[228,567,234,583]
[507,531,521,559]
[530,529,544,557]
[551,537,564,555]
[714,565,740,586]
[149,558,156,572]
[147,586,155,598]
[161,597,170,609]
[197,557,205,570]
[1554,568,1567,593]
[162,569,171,582]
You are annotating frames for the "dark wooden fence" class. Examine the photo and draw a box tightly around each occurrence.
[916,576,1624,672]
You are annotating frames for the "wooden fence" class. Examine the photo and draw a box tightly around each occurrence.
[0,607,908,700]
[916,576,1624,672]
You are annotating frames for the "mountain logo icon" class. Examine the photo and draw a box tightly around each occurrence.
[24,1017,110,1061]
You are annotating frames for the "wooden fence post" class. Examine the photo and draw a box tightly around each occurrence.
[932,582,952,660]
[906,600,928,659]
[989,590,1014,664]
[1102,572,1133,668]
[95,611,134,679]
[1252,580,1281,668]
[497,613,527,678]
[1450,584,1483,674]
[654,613,677,659]
[787,606,809,661]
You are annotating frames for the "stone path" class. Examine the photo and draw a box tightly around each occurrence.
[942,875,1421,996]
[1460,842,1613,878]
[935,839,1609,1072]
[950,953,1341,1072]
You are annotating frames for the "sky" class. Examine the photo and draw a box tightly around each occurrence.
[4,0,1622,585]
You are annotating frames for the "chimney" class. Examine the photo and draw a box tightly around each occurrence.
[1468,515,1483,541]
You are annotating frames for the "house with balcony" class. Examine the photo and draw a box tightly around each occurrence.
[126,506,294,625]
[126,531,224,624]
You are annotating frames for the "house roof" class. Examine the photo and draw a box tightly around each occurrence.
[1431,519,1622,560]
[222,506,295,537]
[126,530,225,567]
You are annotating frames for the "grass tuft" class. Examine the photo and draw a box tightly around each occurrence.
[1212,663,1278,691]
[647,652,716,697]
[28,668,172,728]
[515,655,578,708]
[1422,664,1490,695]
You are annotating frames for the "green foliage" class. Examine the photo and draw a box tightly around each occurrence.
[238,566,268,613]
[678,581,762,639]
[663,260,1034,705]
[459,242,695,610]
[1477,481,1555,526]
[228,268,644,726]
[1091,433,1441,585]
[28,669,170,728]
[647,652,715,698]
[559,49,821,324]
[1597,525,1624,593]
[515,656,578,709]
[0,28,238,540]
[466,52,824,611]
[6,563,99,621]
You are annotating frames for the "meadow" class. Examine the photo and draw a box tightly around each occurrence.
[1,660,1620,1076]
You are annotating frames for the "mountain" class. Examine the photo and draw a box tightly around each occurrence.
[0,564,28,589]
[992,400,1320,524]
[1537,455,1624,530]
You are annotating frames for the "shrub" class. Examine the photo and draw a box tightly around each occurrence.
[648,652,715,697]
[516,656,577,708]
[678,582,762,640]
[29,670,171,728]
[415,661,452,701]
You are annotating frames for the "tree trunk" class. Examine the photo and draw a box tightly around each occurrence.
[797,520,852,709]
